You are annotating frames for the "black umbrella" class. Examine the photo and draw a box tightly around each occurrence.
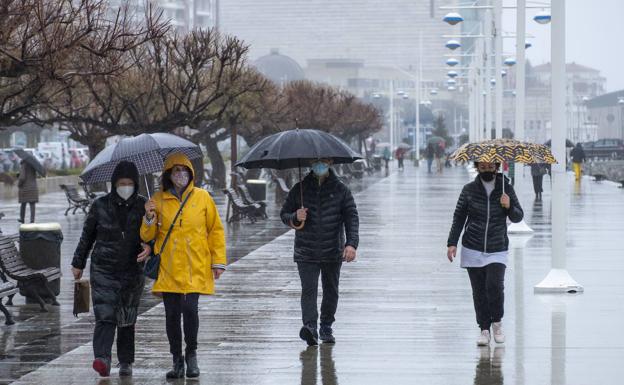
[80,133,203,187]
[13,149,46,177]
[544,139,574,148]
[236,128,361,170]
[236,128,361,229]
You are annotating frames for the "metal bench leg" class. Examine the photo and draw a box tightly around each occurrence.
[6,294,14,306]
[23,284,48,312]
[43,281,60,306]
[72,206,79,215]
[65,206,71,216]
[0,301,15,325]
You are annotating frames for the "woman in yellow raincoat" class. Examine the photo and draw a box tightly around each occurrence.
[140,153,225,379]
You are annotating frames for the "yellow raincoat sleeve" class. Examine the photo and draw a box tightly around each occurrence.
[140,194,160,242]
[205,193,226,269]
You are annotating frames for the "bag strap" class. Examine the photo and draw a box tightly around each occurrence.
[157,190,193,255]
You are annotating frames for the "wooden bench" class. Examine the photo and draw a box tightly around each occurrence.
[223,188,263,223]
[0,236,61,312]
[0,281,17,325]
[60,184,90,216]
[79,182,106,205]
[236,184,268,219]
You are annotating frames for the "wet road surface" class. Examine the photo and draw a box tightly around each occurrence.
[3,166,624,384]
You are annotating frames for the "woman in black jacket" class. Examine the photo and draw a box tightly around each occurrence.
[446,162,523,347]
[71,161,150,377]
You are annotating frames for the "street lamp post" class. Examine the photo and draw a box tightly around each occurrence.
[534,0,583,293]
[508,0,534,234]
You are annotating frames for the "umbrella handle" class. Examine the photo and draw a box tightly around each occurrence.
[289,219,305,230]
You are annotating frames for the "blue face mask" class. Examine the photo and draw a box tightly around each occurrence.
[311,162,330,176]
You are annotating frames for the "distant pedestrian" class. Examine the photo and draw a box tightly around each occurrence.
[71,161,151,377]
[530,163,548,200]
[141,153,226,380]
[570,143,586,181]
[17,160,38,223]
[395,147,405,170]
[447,162,524,346]
[435,142,445,173]
[382,147,391,171]
[280,159,359,346]
[425,143,435,173]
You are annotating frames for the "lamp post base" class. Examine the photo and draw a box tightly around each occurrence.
[534,269,584,294]
[508,219,534,233]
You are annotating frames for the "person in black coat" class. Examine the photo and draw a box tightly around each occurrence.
[530,163,548,200]
[446,162,523,346]
[280,159,359,346]
[71,161,151,377]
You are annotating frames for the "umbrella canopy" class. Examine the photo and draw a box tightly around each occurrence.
[544,139,575,148]
[396,143,412,150]
[450,139,557,164]
[13,149,46,177]
[236,129,361,170]
[80,133,203,184]
[375,142,391,148]
[427,136,446,145]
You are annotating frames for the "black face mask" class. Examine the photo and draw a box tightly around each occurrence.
[480,171,496,182]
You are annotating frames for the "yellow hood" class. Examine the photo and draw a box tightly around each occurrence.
[163,153,195,180]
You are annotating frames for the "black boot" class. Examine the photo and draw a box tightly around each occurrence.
[185,353,200,378]
[119,362,132,377]
[166,355,185,379]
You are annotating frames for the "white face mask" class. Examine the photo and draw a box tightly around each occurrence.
[171,171,190,189]
[116,185,134,200]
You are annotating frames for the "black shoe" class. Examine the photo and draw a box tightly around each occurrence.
[319,326,335,344]
[185,353,200,378]
[299,326,318,346]
[119,362,132,377]
[93,357,111,377]
[166,355,185,379]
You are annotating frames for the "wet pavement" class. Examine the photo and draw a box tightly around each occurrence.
[3,165,624,384]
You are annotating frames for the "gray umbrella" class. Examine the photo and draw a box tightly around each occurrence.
[80,133,203,185]
[13,148,46,177]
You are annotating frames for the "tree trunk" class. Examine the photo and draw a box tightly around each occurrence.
[204,136,226,189]
[87,140,108,192]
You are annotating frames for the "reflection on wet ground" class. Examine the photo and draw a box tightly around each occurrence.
[0,175,382,384]
[3,168,624,384]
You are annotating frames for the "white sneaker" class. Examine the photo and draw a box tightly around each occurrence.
[492,322,505,344]
[477,330,491,346]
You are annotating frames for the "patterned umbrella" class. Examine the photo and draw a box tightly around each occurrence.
[450,139,557,165]
[80,133,203,185]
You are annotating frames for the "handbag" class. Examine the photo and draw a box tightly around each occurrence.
[144,191,192,279]
[73,279,91,317]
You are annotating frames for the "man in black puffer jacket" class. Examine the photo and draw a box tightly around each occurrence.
[71,161,151,377]
[280,159,359,346]
[447,162,523,347]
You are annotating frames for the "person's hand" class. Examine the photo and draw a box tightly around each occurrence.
[213,268,225,280]
[343,246,357,262]
[500,193,510,209]
[71,267,83,280]
[447,246,457,262]
[137,243,151,262]
[145,200,156,220]
[296,208,308,222]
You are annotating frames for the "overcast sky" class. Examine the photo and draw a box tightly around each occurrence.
[502,0,624,92]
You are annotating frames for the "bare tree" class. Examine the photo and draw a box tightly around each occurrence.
[0,0,168,126]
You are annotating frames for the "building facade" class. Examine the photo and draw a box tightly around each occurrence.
[219,0,457,83]
[586,90,624,141]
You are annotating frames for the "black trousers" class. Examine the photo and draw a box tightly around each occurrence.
[467,263,506,331]
[19,202,35,223]
[162,293,200,357]
[93,321,135,363]
[297,261,342,329]
[532,175,544,194]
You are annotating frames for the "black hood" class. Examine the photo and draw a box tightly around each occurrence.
[111,161,139,198]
